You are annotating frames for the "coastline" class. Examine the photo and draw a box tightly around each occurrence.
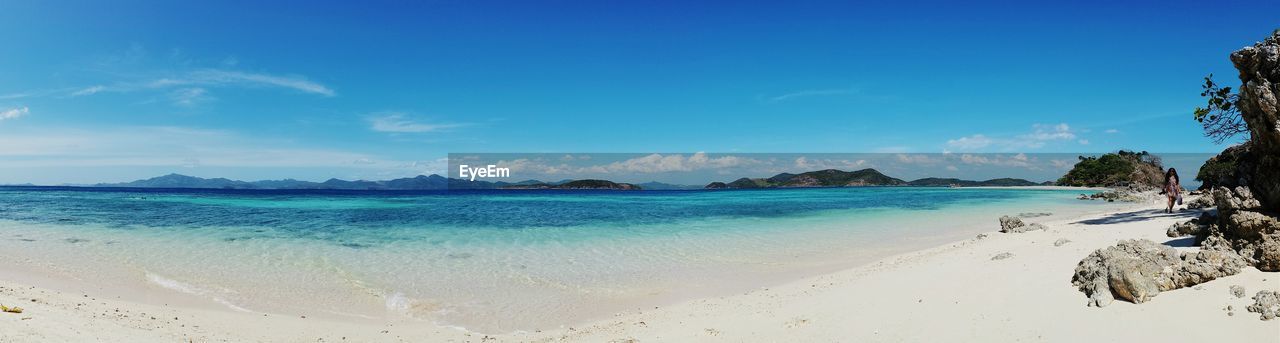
[1,193,1276,341]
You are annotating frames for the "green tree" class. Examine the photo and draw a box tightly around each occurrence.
[1193,74,1248,144]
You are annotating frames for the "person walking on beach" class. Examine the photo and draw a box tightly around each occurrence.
[1163,168,1181,213]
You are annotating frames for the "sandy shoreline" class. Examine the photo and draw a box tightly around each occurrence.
[1,197,1277,342]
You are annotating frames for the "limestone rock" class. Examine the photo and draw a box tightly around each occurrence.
[1228,30,1280,209]
[1072,239,1246,307]
[1247,290,1280,320]
[1185,195,1214,209]
[1191,31,1280,273]
[1231,285,1247,298]
[999,216,1024,232]
[1054,238,1072,247]
[1214,186,1263,212]
[991,252,1013,261]
[999,215,1046,233]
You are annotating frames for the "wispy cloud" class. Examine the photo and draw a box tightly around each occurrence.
[151,69,335,96]
[169,88,212,106]
[0,126,387,168]
[4,68,335,105]
[767,88,860,102]
[945,123,1084,152]
[368,113,468,133]
[497,152,762,176]
[0,106,29,121]
[70,85,106,97]
[945,134,994,150]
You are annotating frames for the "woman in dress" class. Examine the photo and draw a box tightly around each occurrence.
[1163,168,1181,213]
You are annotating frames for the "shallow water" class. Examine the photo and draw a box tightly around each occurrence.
[0,186,1125,332]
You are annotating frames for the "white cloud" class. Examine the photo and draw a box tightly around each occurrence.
[896,154,940,165]
[493,153,762,176]
[0,106,29,120]
[959,153,1034,168]
[794,156,866,170]
[170,88,212,106]
[368,113,468,133]
[946,134,993,150]
[945,123,1081,151]
[1105,129,1119,134]
[151,69,335,96]
[1021,123,1075,143]
[1077,139,1089,145]
[768,88,859,102]
[599,152,755,173]
[71,85,106,96]
[0,126,399,169]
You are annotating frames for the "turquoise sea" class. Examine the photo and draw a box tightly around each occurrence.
[0,186,1127,332]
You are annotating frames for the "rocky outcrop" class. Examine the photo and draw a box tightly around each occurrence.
[1170,32,1280,274]
[1166,211,1216,240]
[1071,239,1246,307]
[1186,186,1280,271]
[1077,189,1150,203]
[1228,30,1280,209]
[1247,290,1280,320]
[998,216,1046,233]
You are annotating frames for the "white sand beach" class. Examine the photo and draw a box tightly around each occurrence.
[1,197,1276,342]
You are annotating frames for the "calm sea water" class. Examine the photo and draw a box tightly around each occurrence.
[0,186,1124,332]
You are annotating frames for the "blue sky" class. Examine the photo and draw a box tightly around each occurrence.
[0,1,1275,184]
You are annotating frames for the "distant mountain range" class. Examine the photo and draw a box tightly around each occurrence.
[91,173,687,191]
[502,179,641,190]
[705,169,1047,189]
[81,169,1047,191]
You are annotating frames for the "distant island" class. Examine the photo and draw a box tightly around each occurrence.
[502,179,641,190]
[705,168,1047,189]
[40,168,1058,192]
[87,173,654,191]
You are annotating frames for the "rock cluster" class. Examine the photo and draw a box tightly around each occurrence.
[1185,195,1214,209]
[1247,290,1279,320]
[1071,239,1246,307]
[1163,31,1280,274]
[1165,211,1215,240]
[998,215,1046,233]
[1168,186,1280,271]
[1228,30,1280,209]
[1077,189,1153,202]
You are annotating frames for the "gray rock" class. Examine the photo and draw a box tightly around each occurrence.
[1072,239,1246,307]
[1017,212,1052,218]
[1053,238,1072,247]
[1247,290,1280,320]
[999,216,1046,233]
[1231,285,1247,298]
[1186,195,1214,209]
[998,216,1025,232]
[991,252,1013,261]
